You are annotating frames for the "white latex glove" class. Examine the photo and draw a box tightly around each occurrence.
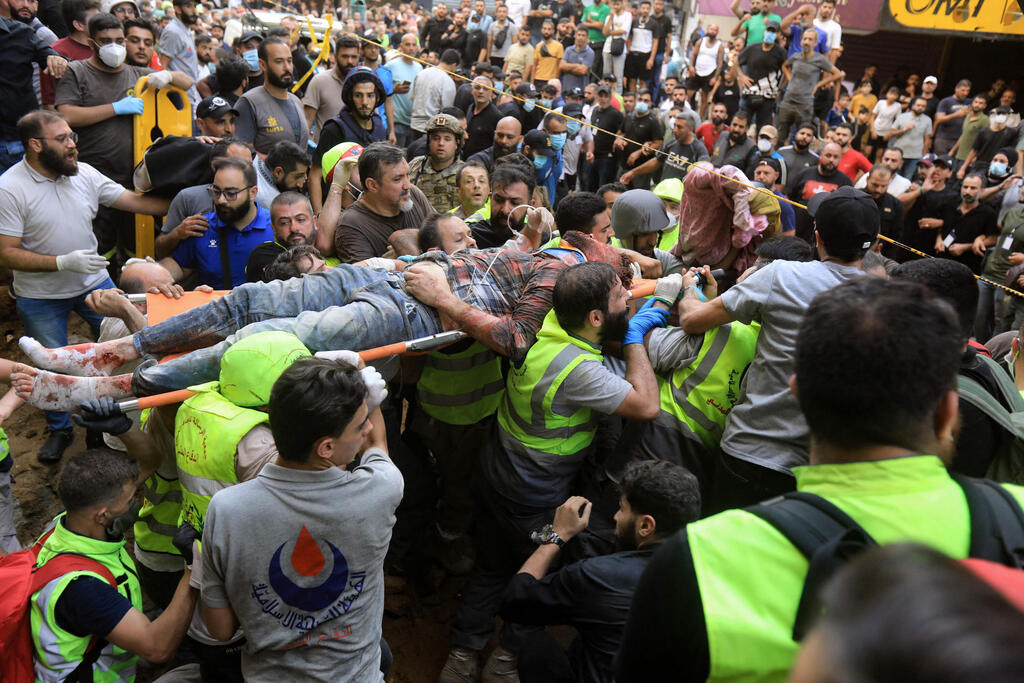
[188,539,203,588]
[526,206,555,233]
[314,349,362,367]
[147,70,173,89]
[359,365,388,412]
[56,249,109,274]
[629,261,643,280]
[653,273,683,305]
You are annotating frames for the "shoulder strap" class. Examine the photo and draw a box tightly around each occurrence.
[956,374,1024,439]
[976,353,1024,412]
[746,492,877,641]
[218,225,233,290]
[952,473,1024,569]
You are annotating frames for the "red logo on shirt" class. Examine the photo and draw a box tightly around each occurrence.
[801,180,840,200]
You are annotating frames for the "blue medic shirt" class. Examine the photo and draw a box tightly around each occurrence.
[170,205,274,288]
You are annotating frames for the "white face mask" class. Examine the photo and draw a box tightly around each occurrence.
[98,42,127,68]
[992,114,1007,125]
[757,138,773,153]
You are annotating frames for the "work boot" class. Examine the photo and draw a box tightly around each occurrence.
[438,646,480,683]
[37,427,73,464]
[481,646,519,683]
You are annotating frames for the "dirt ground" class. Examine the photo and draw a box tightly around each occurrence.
[0,283,468,683]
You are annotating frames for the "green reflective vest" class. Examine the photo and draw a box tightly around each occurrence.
[133,469,183,560]
[452,198,491,220]
[31,515,142,683]
[657,223,678,252]
[655,323,758,449]
[0,426,8,465]
[418,341,504,425]
[689,456,1024,682]
[497,309,603,461]
[174,386,268,534]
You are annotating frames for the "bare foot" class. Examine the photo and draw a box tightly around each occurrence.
[19,336,138,377]
[10,364,133,411]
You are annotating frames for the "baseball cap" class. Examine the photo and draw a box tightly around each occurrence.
[758,125,779,139]
[993,106,1012,115]
[764,19,781,31]
[566,87,584,99]
[932,154,953,168]
[524,129,555,157]
[563,102,583,118]
[924,75,938,85]
[597,84,612,95]
[515,82,539,98]
[807,186,880,255]
[492,67,506,80]
[240,31,263,44]
[362,29,379,41]
[756,157,782,175]
[196,96,239,119]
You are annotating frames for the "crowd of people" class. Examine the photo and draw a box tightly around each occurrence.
[1,0,1024,680]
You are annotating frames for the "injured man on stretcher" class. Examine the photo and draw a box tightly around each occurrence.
[12,229,634,411]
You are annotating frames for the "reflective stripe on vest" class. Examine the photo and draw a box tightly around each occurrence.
[497,309,603,461]
[658,224,679,252]
[174,389,268,534]
[656,323,758,449]
[31,515,141,683]
[133,469,184,557]
[0,426,8,465]
[418,341,505,425]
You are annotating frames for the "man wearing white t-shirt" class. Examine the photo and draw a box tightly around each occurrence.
[811,0,841,62]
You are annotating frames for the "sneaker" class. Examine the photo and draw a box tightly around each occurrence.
[438,646,480,683]
[37,428,74,464]
[481,646,519,683]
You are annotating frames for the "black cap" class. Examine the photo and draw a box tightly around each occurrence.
[563,102,583,117]
[807,186,880,254]
[764,19,781,31]
[566,87,583,99]
[933,154,953,169]
[515,82,538,98]
[196,95,238,119]
[524,129,555,157]
[240,31,263,44]
[597,84,612,95]
[756,157,782,175]
[492,66,506,80]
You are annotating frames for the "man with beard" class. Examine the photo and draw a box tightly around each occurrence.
[194,95,237,138]
[39,0,98,108]
[934,173,997,275]
[358,30,395,143]
[335,142,435,263]
[467,115,523,173]
[778,122,818,192]
[310,68,387,212]
[730,0,782,46]
[734,19,786,131]
[788,141,852,243]
[157,0,199,107]
[234,37,309,158]
[246,191,323,282]
[254,140,308,212]
[498,460,700,683]
[161,157,273,288]
[464,75,504,160]
[467,164,536,248]
[862,164,904,259]
[410,113,465,213]
[303,35,360,146]
[439,261,671,682]
[56,13,191,257]
[832,121,872,183]
[695,102,729,153]
[711,110,757,171]
[0,110,169,463]
[621,115,709,185]
[899,155,957,260]
[855,147,912,196]
[123,18,156,68]
[610,188,684,275]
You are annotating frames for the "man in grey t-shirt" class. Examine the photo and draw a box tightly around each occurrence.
[776,28,841,144]
[158,0,200,108]
[201,355,401,682]
[677,186,879,513]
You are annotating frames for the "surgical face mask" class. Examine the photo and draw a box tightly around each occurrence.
[97,42,127,68]
[635,101,649,115]
[757,138,773,153]
[667,116,676,130]
[666,208,679,224]
[105,499,141,539]
[763,31,777,44]
[990,161,1008,177]
[533,154,547,169]
[566,120,581,135]
[992,114,1007,125]
[242,48,260,71]
[523,99,536,112]
[549,132,567,150]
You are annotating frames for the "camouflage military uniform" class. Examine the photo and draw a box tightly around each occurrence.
[409,156,465,213]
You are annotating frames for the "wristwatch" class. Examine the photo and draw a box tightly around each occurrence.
[530,523,565,547]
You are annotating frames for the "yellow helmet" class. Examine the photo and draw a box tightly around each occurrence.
[217,331,311,407]
[652,177,684,204]
[320,141,364,184]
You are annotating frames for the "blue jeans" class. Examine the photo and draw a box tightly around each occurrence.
[394,122,415,150]
[16,277,115,430]
[901,157,920,181]
[0,140,24,176]
[975,277,1009,343]
[591,155,619,191]
[131,266,443,394]
[647,52,665,102]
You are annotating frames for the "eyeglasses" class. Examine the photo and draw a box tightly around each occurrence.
[208,184,253,201]
[34,132,78,146]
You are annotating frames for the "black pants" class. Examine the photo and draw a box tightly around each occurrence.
[518,630,575,683]
[191,638,244,683]
[136,563,183,611]
[591,156,618,191]
[704,453,796,516]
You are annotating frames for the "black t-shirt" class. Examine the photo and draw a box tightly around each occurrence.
[629,17,661,52]
[900,186,958,259]
[454,81,475,113]
[651,13,673,54]
[614,532,709,682]
[971,127,1018,166]
[528,0,555,31]
[788,166,853,243]
[954,348,1013,477]
[922,93,939,121]
[875,192,905,259]
[713,81,741,118]
[939,201,998,273]
[245,239,286,282]
[738,43,786,82]
[422,17,453,53]
[660,137,710,181]
[621,112,663,168]
[442,26,468,57]
[465,102,504,159]
[465,29,487,68]
[592,105,625,156]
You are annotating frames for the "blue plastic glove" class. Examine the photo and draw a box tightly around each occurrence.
[112,96,145,116]
[624,306,669,346]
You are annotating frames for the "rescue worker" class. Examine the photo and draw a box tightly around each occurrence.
[651,177,683,251]
[615,276,1024,682]
[611,189,685,276]
[409,113,466,213]
[440,261,678,682]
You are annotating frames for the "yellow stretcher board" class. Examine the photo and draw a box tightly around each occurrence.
[133,76,192,258]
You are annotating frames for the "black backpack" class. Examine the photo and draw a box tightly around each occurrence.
[746,474,1024,641]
